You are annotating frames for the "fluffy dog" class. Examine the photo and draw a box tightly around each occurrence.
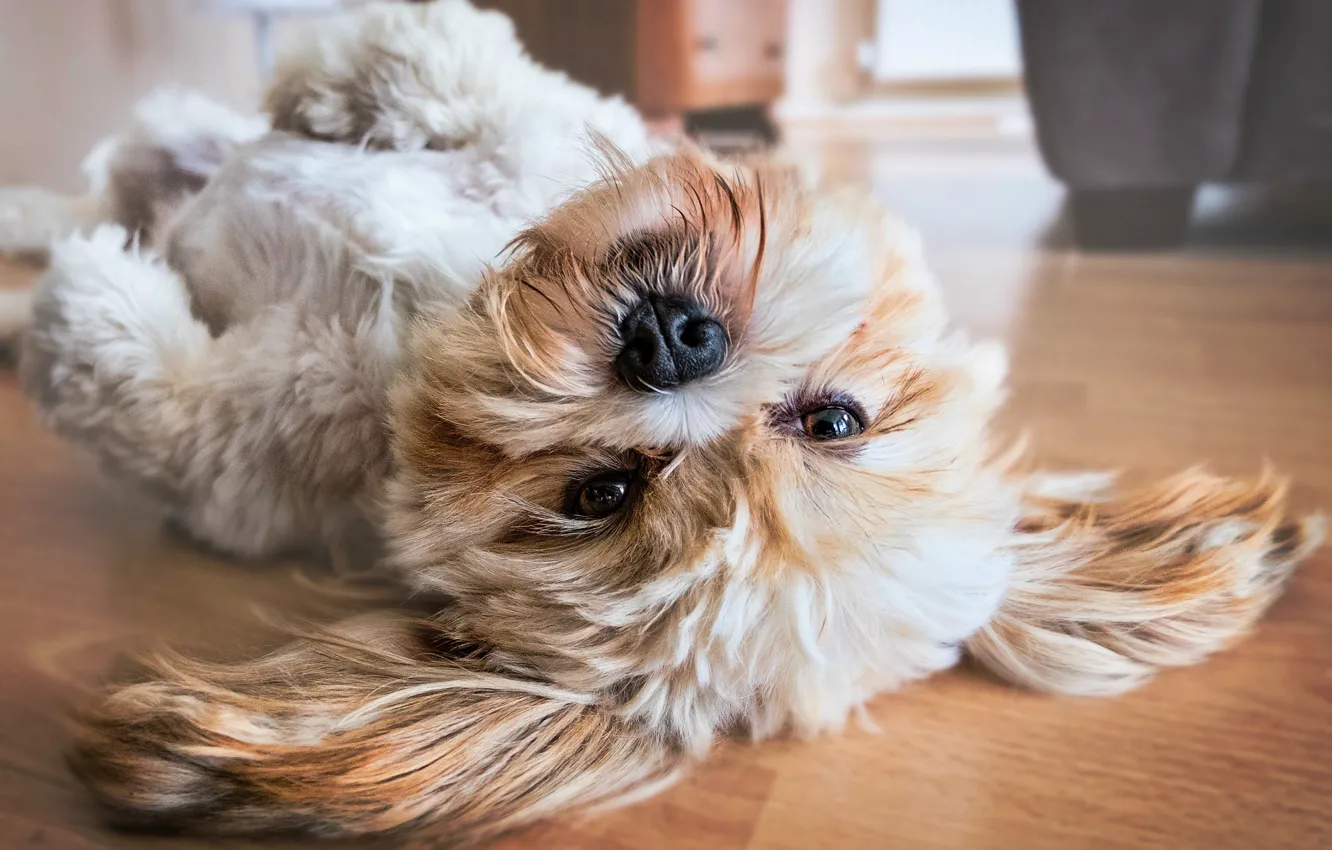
[4,1,1322,843]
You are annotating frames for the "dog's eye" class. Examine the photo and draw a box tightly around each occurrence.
[801,405,864,441]
[571,471,634,518]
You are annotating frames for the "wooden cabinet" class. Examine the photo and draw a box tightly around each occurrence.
[478,0,789,121]
[675,0,787,112]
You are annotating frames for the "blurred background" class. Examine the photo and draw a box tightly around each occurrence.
[0,3,1330,849]
[2,0,1331,257]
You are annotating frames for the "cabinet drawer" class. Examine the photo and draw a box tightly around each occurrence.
[486,0,789,115]
[686,0,787,108]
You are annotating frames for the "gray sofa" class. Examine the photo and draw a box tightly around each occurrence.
[1014,0,1332,249]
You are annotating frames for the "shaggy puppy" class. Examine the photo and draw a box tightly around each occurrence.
[5,1,1322,844]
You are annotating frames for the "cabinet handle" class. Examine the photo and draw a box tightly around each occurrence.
[764,42,784,60]
[696,35,719,52]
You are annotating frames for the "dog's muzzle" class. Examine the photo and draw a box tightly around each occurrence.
[615,295,727,391]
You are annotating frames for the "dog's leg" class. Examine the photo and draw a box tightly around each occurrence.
[89,90,267,249]
[264,1,646,155]
[20,226,392,558]
[0,91,265,344]
[968,470,1324,695]
[1,91,264,259]
[71,612,683,838]
[95,90,266,246]
[265,1,529,151]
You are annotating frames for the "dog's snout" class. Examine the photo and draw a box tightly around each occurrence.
[616,296,727,391]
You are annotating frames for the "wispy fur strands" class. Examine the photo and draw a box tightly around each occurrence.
[971,470,1324,696]
[72,613,684,839]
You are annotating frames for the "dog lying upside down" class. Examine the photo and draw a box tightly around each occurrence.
[0,0,1322,842]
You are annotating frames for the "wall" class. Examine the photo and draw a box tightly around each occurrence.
[781,0,874,110]
[868,0,1020,82]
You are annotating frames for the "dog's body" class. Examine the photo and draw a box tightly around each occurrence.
[3,1,1322,843]
[14,0,653,560]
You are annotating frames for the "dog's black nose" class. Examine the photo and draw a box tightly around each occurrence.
[616,295,728,390]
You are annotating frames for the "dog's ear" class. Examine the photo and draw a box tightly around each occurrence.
[968,470,1324,696]
[70,613,683,838]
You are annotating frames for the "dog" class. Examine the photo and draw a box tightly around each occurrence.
[4,1,1322,843]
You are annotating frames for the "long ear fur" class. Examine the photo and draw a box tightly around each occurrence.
[71,613,684,839]
[969,470,1324,696]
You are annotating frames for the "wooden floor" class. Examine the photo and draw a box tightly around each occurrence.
[1,128,1331,850]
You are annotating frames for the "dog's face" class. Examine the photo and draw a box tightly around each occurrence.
[387,148,1015,700]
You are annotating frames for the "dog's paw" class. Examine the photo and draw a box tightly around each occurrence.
[20,226,206,421]
[42,225,195,334]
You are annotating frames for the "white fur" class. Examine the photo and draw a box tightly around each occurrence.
[19,0,654,559]
[0,90,266,261]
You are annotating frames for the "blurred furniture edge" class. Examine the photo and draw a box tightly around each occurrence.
[476,0,788,141]
[1015,0,1332,250]
[198,0,345,80]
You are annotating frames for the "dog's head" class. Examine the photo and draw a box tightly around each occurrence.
[386,146,1015,701]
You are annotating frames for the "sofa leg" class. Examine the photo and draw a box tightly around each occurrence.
[1068,187,1196,250]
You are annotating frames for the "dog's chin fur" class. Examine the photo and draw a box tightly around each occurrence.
[4,0,1322,843]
